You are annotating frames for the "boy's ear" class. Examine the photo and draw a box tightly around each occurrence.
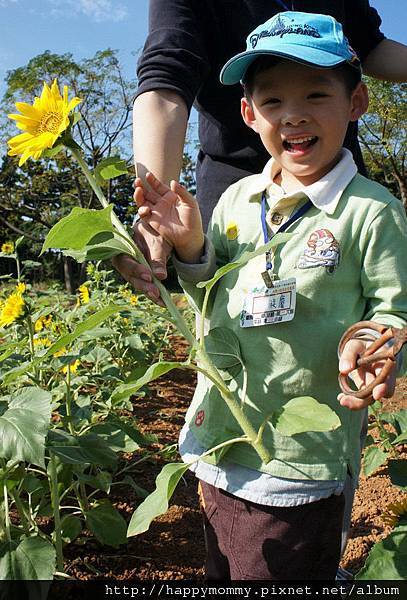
[349,82,369,122]
[241,97,258,132]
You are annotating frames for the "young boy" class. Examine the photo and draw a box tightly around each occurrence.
[135,12,407,580]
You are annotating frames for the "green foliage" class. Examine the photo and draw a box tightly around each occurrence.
[360,78,406,207]
[0,387,52,467]
[356,523,407,580]
[271,396,341,436]
[127,463,190,537]
[0,536,56,580]
[197,233,292,292]
[0,263,181,579]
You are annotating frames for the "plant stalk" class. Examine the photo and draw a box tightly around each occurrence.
[3,480,11,542]
[70,145,271,464]
[49,452,64,572]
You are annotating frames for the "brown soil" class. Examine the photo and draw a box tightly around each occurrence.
[63,336,406,580]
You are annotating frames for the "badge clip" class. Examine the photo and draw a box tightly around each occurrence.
[261,269,278,288]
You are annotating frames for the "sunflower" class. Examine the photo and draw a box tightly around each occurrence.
[62,359,80,375]
[1,241,14,254]
[130,294,138,306]
[0,289,25,328]
[33,336,52,348]
[7,80,82,166]
[382,498,407,527]
[35,314,53,332]
[77,284,90,305]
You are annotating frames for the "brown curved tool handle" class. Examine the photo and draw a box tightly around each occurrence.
[338,320,394,399]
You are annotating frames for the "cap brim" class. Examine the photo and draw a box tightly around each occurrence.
[220,45,352,85]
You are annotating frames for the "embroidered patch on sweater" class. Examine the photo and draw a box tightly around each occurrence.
[298,228,340,273]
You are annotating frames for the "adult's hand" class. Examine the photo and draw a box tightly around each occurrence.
[111,218,172,307]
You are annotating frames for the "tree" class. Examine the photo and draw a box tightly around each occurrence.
[0,49,137,289]
[359,78,406,209]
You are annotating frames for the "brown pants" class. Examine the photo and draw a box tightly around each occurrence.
[199,480,345,581]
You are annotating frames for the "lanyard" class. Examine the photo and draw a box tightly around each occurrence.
[261,190,313,274]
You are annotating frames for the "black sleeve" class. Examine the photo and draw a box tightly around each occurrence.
[135,0,210,112]
[344,0,385,63]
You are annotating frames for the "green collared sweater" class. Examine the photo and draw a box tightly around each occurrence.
[177,173,407,481]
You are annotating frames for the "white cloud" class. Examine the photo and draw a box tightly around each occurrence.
[48,0,128,23]
[0,0,18,7]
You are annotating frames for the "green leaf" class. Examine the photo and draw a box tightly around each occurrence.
[41,205,115,255]
[112,361,184,402]
[90,422,139,453]
[271,396,341,436]
[15,236,25,249]
[0,388,52,468]
[47,430,117,467]
[63,232,133,262]
[75,470,112,493]
[205,327,243,374]
[107,414,157,446]
[393,431,407,446]
[3,305,123,385]
[363,445,388,477]
[42,143,64,158]
[95,157,129,181]
[356,523,407,580]
[127,462,189,537]
[81,345,111,364]
[388,459,407,490]
[196,233,291,291]
[58,515,83,544]
[0,536,56,580]
[85,500,127,547]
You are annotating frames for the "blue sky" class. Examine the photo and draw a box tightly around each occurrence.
[0,0,405,148]
[1,0,405,96]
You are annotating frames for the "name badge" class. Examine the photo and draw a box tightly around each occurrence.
[240,278,296,328]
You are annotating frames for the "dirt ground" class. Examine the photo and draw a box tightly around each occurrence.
[64,336,406,580]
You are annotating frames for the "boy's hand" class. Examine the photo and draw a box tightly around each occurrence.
[337,338,396,410]
[134,172,204,264]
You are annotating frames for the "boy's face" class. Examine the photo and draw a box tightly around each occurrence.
[241,60,368,187]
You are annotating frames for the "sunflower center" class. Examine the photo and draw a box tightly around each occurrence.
[38,112,62,135]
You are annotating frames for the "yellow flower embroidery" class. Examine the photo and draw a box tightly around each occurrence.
[226,221,238,240]
[7,80,82,166]
[1,242,14,254]
[130,295,138,306]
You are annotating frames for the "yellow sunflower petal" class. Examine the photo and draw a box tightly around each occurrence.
[14,102,41,119]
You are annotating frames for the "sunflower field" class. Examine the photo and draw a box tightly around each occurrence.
[0,259,188,579]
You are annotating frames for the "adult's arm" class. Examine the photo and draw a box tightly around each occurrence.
[113,0,209,300]
[112,90,188,302]
[362,39,407,82]
[133,89,188,187]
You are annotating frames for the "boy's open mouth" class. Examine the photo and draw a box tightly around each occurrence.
[283,136,318,152]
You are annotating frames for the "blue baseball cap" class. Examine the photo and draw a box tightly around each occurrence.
[220,11,361,85]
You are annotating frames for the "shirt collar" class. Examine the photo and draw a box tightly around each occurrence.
[247,149,357,214]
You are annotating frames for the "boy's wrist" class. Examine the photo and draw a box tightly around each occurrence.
[174,235,205,264]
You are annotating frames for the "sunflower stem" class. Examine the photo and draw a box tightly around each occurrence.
[68,142,271,464]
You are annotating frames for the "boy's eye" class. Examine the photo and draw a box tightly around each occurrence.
[263,98,280,105]
[308,92,328,99]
